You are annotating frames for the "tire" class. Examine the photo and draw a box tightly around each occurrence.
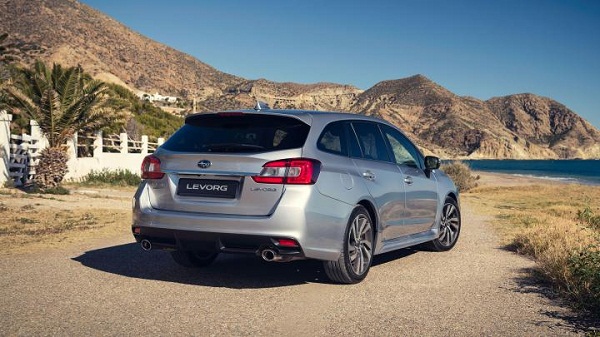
[170,250,219,268]
[426,197,461,252]
[324,205,374,284]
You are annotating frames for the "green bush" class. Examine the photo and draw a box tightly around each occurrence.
[568,247,600,312]
[81,169,141,187]
[24,184,70,195]
[577,206,600,230]
[440,161,479,192]
[43,185,71,195]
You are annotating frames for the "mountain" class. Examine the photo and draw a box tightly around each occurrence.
[0,0,241,95]
[486,94,600,158]
[351,76,600,159]
[2,0,599,159]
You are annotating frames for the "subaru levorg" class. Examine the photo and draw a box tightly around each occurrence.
[132,104,461,284]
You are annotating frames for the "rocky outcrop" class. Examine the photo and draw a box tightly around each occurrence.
[226,79,362,111]
[352,76,600,159]
[486,94,600,158]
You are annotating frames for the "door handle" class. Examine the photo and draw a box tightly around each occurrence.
[404,176,413,185]
[362,171,376,181]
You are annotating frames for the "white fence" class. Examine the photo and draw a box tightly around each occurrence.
[8,132,41,186]
[0,111,164,186]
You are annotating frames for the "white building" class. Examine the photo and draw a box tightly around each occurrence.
[136,92,178,103]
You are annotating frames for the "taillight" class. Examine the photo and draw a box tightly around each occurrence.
[141,155,164,179]
[252,158,321,185]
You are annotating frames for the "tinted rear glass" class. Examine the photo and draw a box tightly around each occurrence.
[161,114,310,153]
[317,121,348,156]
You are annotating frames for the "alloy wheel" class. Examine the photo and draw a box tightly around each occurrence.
[347,213,373,275]
[438,202,460,247]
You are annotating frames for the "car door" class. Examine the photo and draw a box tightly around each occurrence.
[380,124,438,235]
[348,122,408,241]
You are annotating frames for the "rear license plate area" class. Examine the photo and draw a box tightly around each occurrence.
[177,178,239,199]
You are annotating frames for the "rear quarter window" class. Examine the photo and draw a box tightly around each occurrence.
[161,114,310,153]
[317,121,348,156]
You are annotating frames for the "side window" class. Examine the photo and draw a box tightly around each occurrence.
[381,125,421,168]
[351,122,391,162]
[317,121,347,156]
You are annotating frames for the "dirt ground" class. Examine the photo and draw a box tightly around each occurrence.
[0,176,598,335]
[0,185,133,254]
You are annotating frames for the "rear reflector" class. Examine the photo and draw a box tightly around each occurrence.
[141,155,165,179]
[277,238,299,247]
[252,158,321,185]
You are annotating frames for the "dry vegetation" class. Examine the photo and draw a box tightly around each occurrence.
[464,181,600,313]
[440,161,480,192]
[0,186,132,254]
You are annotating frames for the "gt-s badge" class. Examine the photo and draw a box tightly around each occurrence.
[251,187,277,192]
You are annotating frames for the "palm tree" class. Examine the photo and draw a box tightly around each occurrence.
[2,60,125,188]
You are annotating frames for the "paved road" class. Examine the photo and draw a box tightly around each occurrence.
[0,202,595,336]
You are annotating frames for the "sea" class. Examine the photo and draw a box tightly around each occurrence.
[459,160,600,186]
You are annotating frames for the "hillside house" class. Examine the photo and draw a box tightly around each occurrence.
[137,92,178,103]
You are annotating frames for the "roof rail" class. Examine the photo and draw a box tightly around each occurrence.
[254,101,270,111]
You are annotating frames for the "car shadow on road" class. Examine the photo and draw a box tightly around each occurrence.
[72,243,325,288]
[72,242,419,289]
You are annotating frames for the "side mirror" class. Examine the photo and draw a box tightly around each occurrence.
[424,156,440,170]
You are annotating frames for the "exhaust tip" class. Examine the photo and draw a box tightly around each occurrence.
[261,249,276,262]
[141,239,152,251]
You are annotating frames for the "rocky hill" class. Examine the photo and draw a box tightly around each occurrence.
[351,76,600,159]
[2,0,599,159]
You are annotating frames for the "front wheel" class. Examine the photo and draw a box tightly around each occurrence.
[170,250,219,268]
[426,197,461,251]
[324,205,374,284]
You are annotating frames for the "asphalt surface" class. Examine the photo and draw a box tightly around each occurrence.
[0,203,596,336]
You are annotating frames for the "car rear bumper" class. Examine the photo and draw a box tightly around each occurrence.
[132,183,353,261]
[132,226,305,259]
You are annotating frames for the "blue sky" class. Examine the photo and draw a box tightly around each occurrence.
[80,0,600,129]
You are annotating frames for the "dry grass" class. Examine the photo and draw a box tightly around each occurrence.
[465,182,600,312]
[440,162,480,192]
[0,187,133,254]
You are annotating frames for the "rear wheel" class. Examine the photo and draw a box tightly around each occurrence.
[324,205,374,284]
[426,197,461,251]
[170,250,219,268]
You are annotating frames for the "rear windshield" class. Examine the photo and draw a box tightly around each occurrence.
[161,113,310,153]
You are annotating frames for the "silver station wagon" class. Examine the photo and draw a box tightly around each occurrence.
[132,104,461,283]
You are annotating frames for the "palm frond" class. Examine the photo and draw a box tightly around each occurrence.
[1,60,125,147]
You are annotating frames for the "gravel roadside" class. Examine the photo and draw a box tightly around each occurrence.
[0,198,593,336]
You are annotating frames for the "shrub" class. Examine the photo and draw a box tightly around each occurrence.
[81,169,141,187]
[23,184,70,195]
[577,206,600,230]
[512,212,600,313]
[568,247,600,312]
[440,161,479,192]
[43,185,71,195]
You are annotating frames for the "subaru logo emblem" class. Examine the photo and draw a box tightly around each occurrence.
[198,160,211,169]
